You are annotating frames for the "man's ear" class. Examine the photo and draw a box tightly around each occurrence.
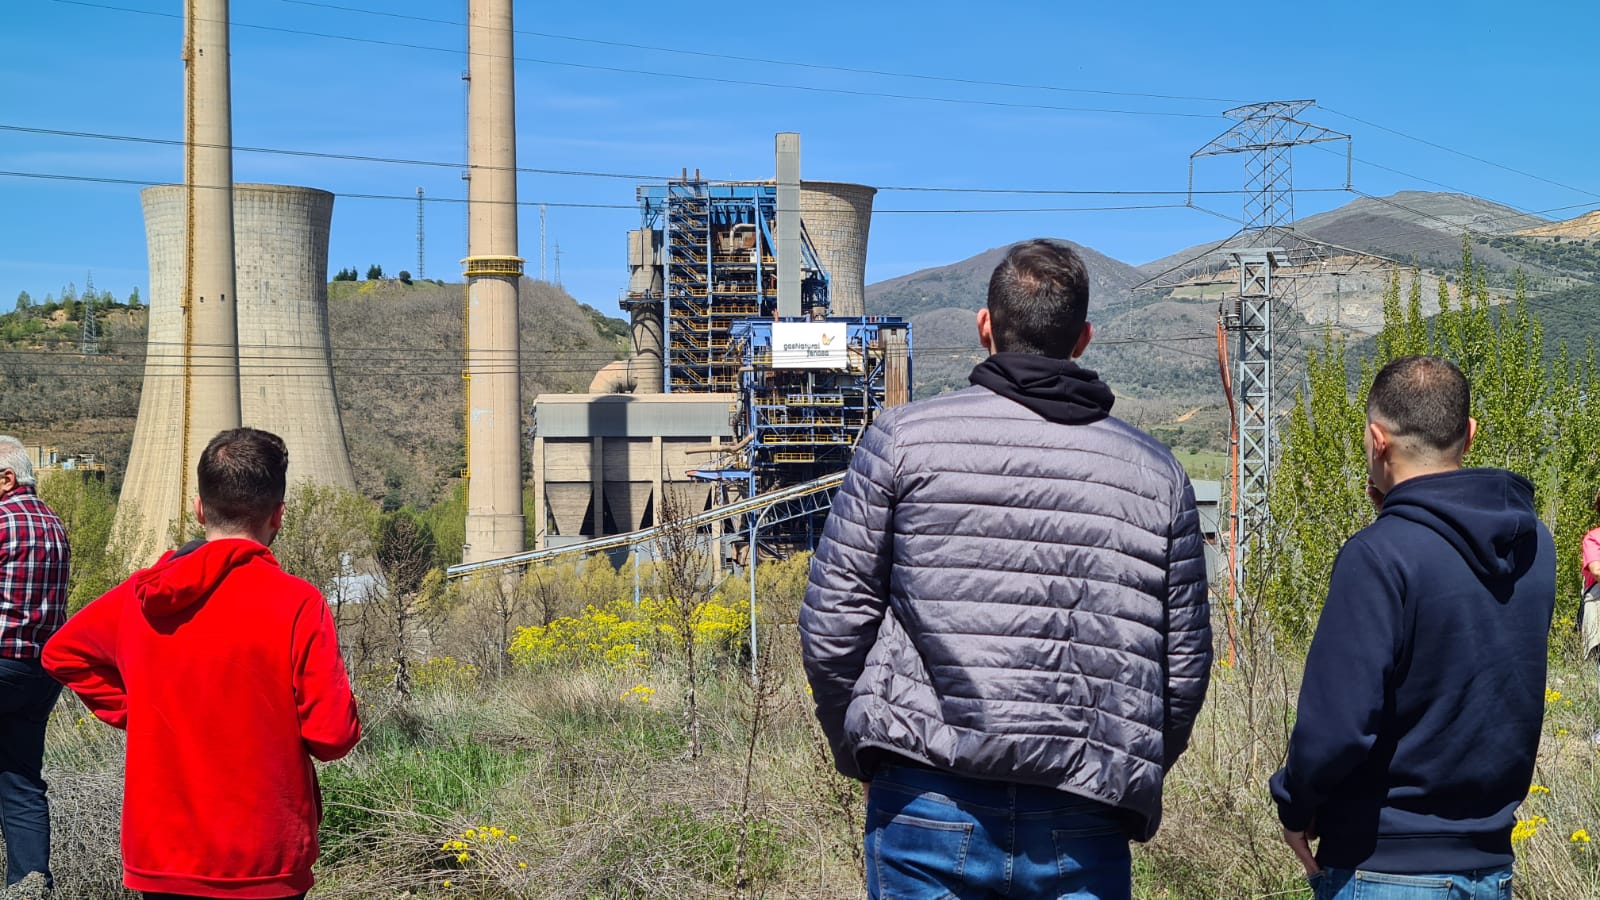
[976,308,994,354]
[1463,417,1478,455]
[1367,420,1391,460]
[268,501,286,533]
[192,495,207,527]
[1072,322,1094,359]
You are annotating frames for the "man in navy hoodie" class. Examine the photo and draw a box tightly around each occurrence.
[1271,355,1555,899]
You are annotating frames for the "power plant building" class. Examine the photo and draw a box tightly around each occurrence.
[117,183,356,562]
[531,394,734,546]
[526,140,909,551]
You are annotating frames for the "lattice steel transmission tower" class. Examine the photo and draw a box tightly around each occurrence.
[80,271,99,355]
[1192,102,1348,588]
[1137,101,1369,658]
[416,187,425,280]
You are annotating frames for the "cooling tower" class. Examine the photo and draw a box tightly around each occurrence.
[461,0,526,563]
[231,185,357,491]
[117,184,356,563]
[799,181,876,317]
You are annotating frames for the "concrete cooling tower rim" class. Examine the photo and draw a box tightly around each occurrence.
[798,181,877,195]
[720,179,876,193]
[143,183,334,197]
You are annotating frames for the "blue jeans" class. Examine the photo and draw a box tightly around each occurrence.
[0,657,61,887]
[865,764,1130,900]
[1310,866,1514,899]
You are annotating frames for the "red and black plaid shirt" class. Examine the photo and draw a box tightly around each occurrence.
[0,484,70,659]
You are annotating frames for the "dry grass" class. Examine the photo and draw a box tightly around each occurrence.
[1132,642,1600,900]
[25,611,1600,899]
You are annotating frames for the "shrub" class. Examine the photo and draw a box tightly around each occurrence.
[507,596,749,671]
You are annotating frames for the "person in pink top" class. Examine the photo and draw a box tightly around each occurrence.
[1584,508,1600,596]
[1582,491,1600,744]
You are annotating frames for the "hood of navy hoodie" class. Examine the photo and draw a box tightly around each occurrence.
[1376,468,1539,580]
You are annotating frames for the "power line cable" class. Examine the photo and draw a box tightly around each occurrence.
[1320,105,1600,202]
[0,123,666,182]
[51,0,1224,120]
[277,0,1244,105]
[4,124,1340,198]
[0,169,1219,215]
[0,170,634,209]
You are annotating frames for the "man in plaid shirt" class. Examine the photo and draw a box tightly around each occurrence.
[0,436,69,890]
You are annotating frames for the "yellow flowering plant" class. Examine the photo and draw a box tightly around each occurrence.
[508,596,750,671]
[1512,816,1547,844]
[438,823,524,869]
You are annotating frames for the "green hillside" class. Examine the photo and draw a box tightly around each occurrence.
[0,279,626,507]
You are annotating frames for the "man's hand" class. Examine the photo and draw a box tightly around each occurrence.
[1282,824,1321,877]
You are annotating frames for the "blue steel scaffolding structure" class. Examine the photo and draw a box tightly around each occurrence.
[631,179,831,393]
[621,177,912,548]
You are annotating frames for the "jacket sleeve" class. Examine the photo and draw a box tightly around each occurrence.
[799,418,897,780]
[291,594,362,762]
[1270,537,1399,830]
[41,589,128,729]
[1162,476,1212,769]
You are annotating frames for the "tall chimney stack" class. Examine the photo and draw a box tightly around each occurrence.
[115,0,241,561]
[461,0,526,562]
[183,0,242,498]
[775,133,802,318]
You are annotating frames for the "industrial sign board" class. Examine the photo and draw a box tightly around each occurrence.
[772,322,847,369]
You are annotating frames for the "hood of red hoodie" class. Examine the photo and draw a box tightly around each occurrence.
[134,538,275,617]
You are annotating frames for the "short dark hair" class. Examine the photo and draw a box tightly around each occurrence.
[197,428,288,531]
[985,239,1091,359]
[1366,356,1471,458]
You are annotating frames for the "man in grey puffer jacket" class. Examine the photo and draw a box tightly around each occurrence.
[802,239,1212,900]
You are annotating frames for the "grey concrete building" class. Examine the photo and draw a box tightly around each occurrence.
[530,394,737,548]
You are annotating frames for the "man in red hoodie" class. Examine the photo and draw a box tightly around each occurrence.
[44,428,361,900]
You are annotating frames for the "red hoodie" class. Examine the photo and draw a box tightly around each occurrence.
[43,538,361,898]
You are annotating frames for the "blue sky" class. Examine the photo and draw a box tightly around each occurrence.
[3,0,1598,317]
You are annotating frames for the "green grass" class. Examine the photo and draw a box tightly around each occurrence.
[1172,448,1227,480]
[318,712,530,865]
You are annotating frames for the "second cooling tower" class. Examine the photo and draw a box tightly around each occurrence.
[118,183,357,561]
[799,181,876,317]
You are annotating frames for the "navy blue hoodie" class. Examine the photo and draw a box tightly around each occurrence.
[1270,468,1555,874]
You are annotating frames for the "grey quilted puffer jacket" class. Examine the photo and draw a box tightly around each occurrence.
[800,384,1211,841]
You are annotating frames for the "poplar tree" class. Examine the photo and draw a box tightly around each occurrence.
[1262,239,1593,646]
